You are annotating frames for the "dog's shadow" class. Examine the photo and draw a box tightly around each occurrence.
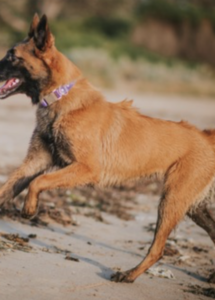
[0,219,132,280]
[65,253,114,280]
[170,264,209,283]
[1,219,210,282]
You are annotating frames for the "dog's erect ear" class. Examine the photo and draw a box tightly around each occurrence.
[28,13,40,38]
[34,14,54,51]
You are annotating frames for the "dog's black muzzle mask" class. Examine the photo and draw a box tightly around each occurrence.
[0,49,40,104]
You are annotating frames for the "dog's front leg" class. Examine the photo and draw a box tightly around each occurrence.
[0,135,52,207]
[22,162,97,218]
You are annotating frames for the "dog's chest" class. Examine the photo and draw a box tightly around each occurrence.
[37,108,75,167]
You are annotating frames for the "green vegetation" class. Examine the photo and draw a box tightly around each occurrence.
[83,17,132,39]
[1,0,215,61]
[136,0,215,29]
[0,0,215,97]
[46,17,163,63]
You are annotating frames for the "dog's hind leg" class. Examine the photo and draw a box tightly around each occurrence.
[0,133,52,206]
[111,193,190,282]
[188,203,215,283]
[111,159,214,283]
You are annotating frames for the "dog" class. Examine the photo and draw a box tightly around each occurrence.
[0,14,214,284]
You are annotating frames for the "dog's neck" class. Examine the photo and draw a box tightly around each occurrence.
[40,81,76,107]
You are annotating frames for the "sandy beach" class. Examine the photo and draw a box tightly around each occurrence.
[0,91,215,300]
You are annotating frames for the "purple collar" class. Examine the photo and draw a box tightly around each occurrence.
[40,81,75,107]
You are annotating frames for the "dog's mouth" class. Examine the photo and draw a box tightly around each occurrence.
[0,78,22,99]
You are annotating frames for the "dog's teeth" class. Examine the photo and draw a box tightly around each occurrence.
[15,79,19,83]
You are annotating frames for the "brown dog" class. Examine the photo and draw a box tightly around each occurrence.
[0,14,214,283]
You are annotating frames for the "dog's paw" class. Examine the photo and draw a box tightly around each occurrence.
[21,211,35,219]
[208,271,215,284]
[21,206,37,219]
[110,270,135,283]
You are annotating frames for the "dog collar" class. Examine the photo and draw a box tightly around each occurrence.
[40,81,75,107]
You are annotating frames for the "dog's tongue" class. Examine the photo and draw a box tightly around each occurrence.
[0,78,19,95]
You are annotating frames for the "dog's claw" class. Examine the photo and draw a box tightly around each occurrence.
[21,209,37,219]
[21,211,33,219]
[110,271,135,283]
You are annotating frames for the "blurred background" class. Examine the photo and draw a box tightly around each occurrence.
[0,0,215,97]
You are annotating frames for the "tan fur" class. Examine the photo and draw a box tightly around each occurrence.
[0,15,215,283]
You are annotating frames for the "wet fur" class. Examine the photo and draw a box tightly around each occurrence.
[0,14,215,284]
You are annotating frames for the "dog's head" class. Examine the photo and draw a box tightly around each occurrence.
[0,14,58,104]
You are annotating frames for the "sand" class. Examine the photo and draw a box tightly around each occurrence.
[0,91,215,300]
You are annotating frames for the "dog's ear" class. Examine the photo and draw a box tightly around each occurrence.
[28,13,40,38]
[34,14,54,51]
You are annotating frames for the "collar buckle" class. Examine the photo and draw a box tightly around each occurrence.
[40,81,75,107]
